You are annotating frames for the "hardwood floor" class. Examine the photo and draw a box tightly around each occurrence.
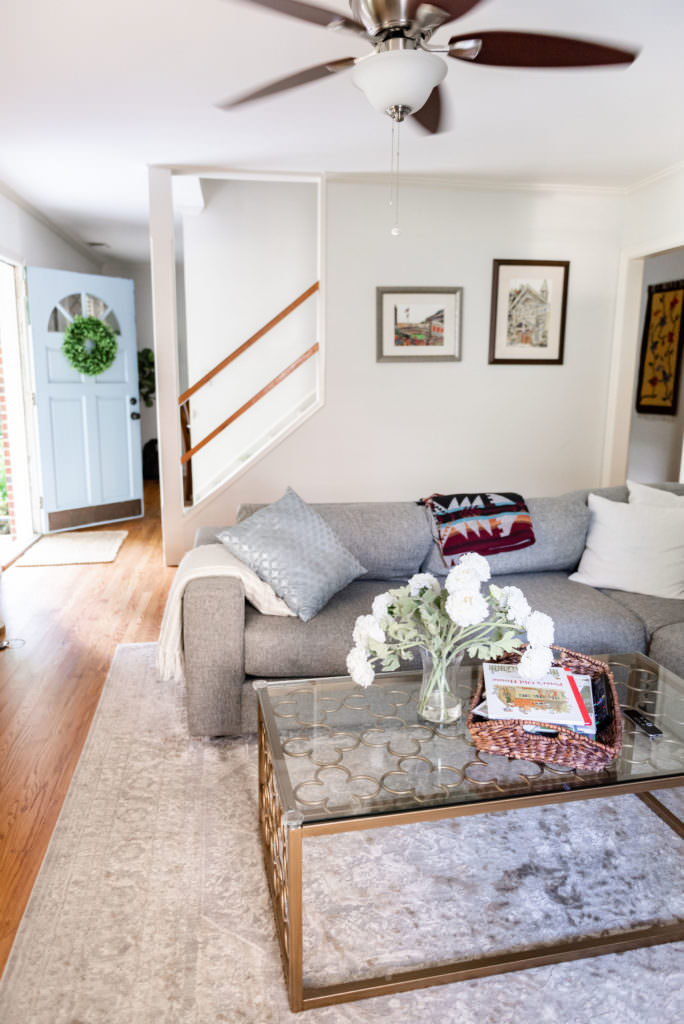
[0,481,175,976]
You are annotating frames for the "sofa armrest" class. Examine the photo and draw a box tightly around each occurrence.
[183,576,245,737]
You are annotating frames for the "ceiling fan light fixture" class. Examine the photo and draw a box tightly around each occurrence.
[351,49,446,118]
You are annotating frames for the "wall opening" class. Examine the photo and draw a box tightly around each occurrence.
[626,246,684,483]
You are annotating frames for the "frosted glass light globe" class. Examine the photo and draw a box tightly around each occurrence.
[352,49,447,116]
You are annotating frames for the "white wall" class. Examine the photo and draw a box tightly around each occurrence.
[160,178,627,560]
[623,165,684,254]
[180,179,318,501]
[626,247,684,481]
[0,188,97,272]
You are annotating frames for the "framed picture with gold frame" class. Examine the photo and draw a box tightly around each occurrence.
[635,279,684,415]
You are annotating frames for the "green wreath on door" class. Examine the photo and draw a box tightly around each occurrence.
[62,316,118,376]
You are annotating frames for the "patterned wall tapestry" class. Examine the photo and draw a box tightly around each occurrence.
[636,279,684,414]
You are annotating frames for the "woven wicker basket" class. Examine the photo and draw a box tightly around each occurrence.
[467,646,622,771]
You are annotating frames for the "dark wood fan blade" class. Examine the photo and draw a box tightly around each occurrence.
[412,85,442,134]
[448,31,638,67]
[217,57,356,109]
[237,0,367,36]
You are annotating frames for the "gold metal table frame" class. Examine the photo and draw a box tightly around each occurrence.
[256,655,684,1013]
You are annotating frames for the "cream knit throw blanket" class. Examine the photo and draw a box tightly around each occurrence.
[157,543,294,682]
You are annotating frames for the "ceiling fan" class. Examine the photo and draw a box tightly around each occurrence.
[218,0,638,133]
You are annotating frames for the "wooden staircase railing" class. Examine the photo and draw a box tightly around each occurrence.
[178,282,320,497]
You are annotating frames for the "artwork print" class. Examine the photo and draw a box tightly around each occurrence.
[394,302,445,348]
[506,277,551,349]
[377,287,462,362]
[489,261,569,365]
[635,279,684,415]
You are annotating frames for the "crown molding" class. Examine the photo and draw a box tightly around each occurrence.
[0,179,105,267]
[157,165,626,196]
[627,158,684,195]
[158,165,324,184]
[323,171,627,196]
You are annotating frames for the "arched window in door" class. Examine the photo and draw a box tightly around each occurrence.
[47,293,121,334]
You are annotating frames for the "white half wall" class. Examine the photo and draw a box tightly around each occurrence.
[158,177,628,562]
[180,178,319,502]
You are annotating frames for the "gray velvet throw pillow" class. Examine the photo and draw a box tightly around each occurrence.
[218,487,366,621]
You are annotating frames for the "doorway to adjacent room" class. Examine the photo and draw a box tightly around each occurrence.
[0,259,35,565]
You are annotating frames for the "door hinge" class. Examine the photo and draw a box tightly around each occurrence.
[32,392,36,406]
[39,496,44,509]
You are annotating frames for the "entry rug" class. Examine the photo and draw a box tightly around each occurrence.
[0,643,682,1023]
[14,529,128,566]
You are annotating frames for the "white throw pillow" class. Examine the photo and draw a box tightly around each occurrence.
[569,493,684,599]
[627,479,684,507]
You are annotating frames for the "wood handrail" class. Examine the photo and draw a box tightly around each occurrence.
[180,343,319,465]
[178,281,319,406]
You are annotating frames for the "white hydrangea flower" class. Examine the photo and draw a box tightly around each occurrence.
[525,610,555,648]
[518,644,554,680]
[371,591,393,622]
[445,564,481,594]
[501,586,531,627]
[408,572,440,596]
[352,614,386,649]
[445,589,489,627]
[346,645,375,687]
[458,552,491,582]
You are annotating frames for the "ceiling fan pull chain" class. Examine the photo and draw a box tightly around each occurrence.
[389,119,396,209]
[391,119,401,236]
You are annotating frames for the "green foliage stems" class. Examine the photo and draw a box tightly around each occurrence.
[368,588,523,674]
[137,348,155,407]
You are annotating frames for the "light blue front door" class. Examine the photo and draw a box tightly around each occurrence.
[26,267,143,531]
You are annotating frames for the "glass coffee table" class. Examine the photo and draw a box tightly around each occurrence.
[255,652,684,1012]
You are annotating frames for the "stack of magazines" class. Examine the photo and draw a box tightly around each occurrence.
[474,663,605,738]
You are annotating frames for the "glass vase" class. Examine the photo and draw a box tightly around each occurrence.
[417,649,464,725]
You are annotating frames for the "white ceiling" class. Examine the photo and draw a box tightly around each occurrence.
[2,0,683,261]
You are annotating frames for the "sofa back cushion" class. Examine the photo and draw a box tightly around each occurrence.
[589,482,684,503]
[238,501,432,581]
[422,490,591,576]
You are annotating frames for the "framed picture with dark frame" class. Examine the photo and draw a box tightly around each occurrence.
[376,286,462,363]
[635,279,684,415]
[488,260,569,365]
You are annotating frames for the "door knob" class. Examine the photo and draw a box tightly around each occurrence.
[131,412,141,420]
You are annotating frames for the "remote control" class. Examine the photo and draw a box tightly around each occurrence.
[623,707,662,738]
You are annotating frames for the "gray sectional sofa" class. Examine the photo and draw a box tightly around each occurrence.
[183,483,684,737]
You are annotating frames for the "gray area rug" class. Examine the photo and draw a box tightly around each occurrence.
[0,642,682,1023]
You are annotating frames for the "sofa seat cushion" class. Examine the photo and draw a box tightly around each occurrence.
[238,502,432,581]
[647,623,684,679]
[245,579,421,679]
[598,589,684,640]
[492,572,647,655]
